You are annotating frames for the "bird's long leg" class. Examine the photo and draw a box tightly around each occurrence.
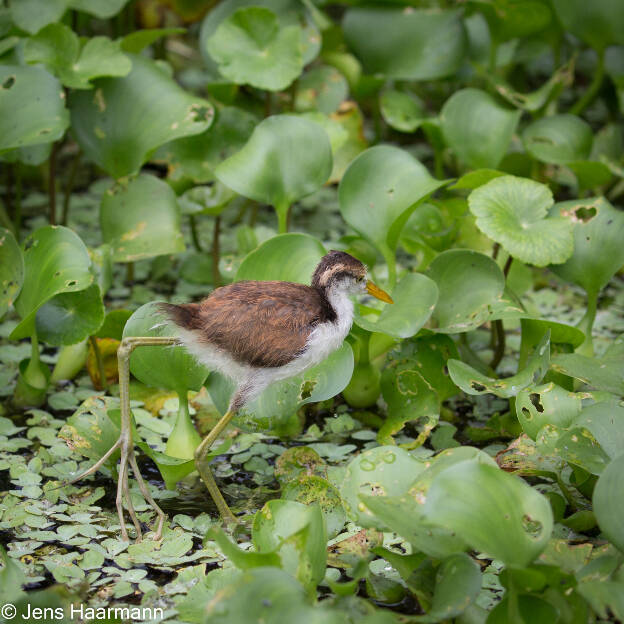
[194,409,237,524]
[67,336,179,542]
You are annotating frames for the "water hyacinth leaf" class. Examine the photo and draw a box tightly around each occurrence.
[178,183,236,217]
[549,197,624,296]
[8,0,66,34]
[593,453,624,553]
[70,0,131,18]
[35,284,105,346]
[551,352,624,395]
[0,227,23,318]
[294,66,348,115]
[424,458,553,566]
[24,24,131,89]
[199,0,321,75]
[448,332,550,398]
[440,89,520,169]
[100,174,185,263]
[571,403,624,461]
[468,175,574,266]
[236,233,325,284]
[551,0,624,50]
[427,249,505,333]
[282,476,345,539]
[479,0,552,41]
[253,499,326,589]
[58,395,121,467]
[339,446,426,529]
[354,273,438,339]
[327,101,368,183]
[120,28,187,53]
[567,161,613,192]
[523,114,593,164]
[123,302,209,396]
[216,115,332,231]
[339,145,447,284]
[379,90,426,133]
[70,54,214,178]
[555,427,611,475]
[515,383,582,440]
[10,226,93,341]
[154,106,257,183]
[420,553,482,622]
[343,7,466,80]
[207,7,303,91]
[450,169,505,191]
[0,65,69,152]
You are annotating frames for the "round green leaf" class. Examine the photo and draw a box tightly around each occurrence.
[440,88,521,169]
[523,114,593,165]
[549,197,624,296]
[236,233,325,283]
[295,66,348,115]
[516,382,582,440]
[340,446,426,529]
[10,226,93,341]
[593,453,624,553]
[100,174,185,263]
[207,7,302,91]
[0,227,23,318]
[70,54,214,178]
[123,302,209,395]
[36,284,104,346]
[154,106,257,183]
[448,332,550,398]
[379,90,426,133]
[468,175,574,266]
[178,183,236,217]
[0,65,69,152]
[8,0,66,34]
[339,145,447,273]
[69,0,131,19]
[572,403,624,462]
[423,458,553,566]
[120,27,186,54]
[199,0,320,75]
[343,7,466,80]
[216,115,332,216]
[427,249,505,333]
[354,273,438,339]
[551,0,624,50]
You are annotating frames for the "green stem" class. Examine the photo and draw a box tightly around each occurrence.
[189,214,202,252]
[165,391,201,459]
[48,142,58,225]
[212,215,221,287]
[358,331,371,365]
[125,262,134,284]
[25,332,47,390]
[577,291,598,356]
[89,335,108,391]
[61,149,80,226]
[570,49,605,116]
[277,205,289,234]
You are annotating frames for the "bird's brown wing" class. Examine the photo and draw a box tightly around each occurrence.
[175,281,335,368]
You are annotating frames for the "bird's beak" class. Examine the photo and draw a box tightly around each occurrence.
[366,280,394,304]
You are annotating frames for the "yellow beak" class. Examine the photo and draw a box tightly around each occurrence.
[366,280,394,304]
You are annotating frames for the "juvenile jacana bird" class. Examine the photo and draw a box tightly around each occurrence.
[70,251,393,541]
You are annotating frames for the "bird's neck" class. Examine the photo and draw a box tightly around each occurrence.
[320,284,354,334]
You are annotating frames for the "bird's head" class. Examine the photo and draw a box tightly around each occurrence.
[311,250,393,303]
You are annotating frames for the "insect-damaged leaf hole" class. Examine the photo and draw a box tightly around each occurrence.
[522,514,543,539]
[2,76,15,89]
[529,393,544,413]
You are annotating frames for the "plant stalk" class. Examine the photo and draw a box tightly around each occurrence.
[25,332,47,390]
[48,142,59,225]
[189,214,202,252]
[61,149,81,225]
[13,163,21,240]
[89,335,108,391]
[277,205,289,234]
[212,215,221,287]
[577,291,598,356]
[570,50,605,116]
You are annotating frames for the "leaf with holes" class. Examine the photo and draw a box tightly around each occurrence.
[440,89,520,169]
[10,226,93,341]
[70,54,214,178]
[427,249,505,333]
[448,332,550,398]
[423,458,553,566]
[0,65,69,152]
[207,7,303,91]
[100,174,185,263]
[0,227,23,318]
[549,197,624,297]
[468,175,574,266]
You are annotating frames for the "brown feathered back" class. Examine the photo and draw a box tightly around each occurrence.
[159,281,336,368]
